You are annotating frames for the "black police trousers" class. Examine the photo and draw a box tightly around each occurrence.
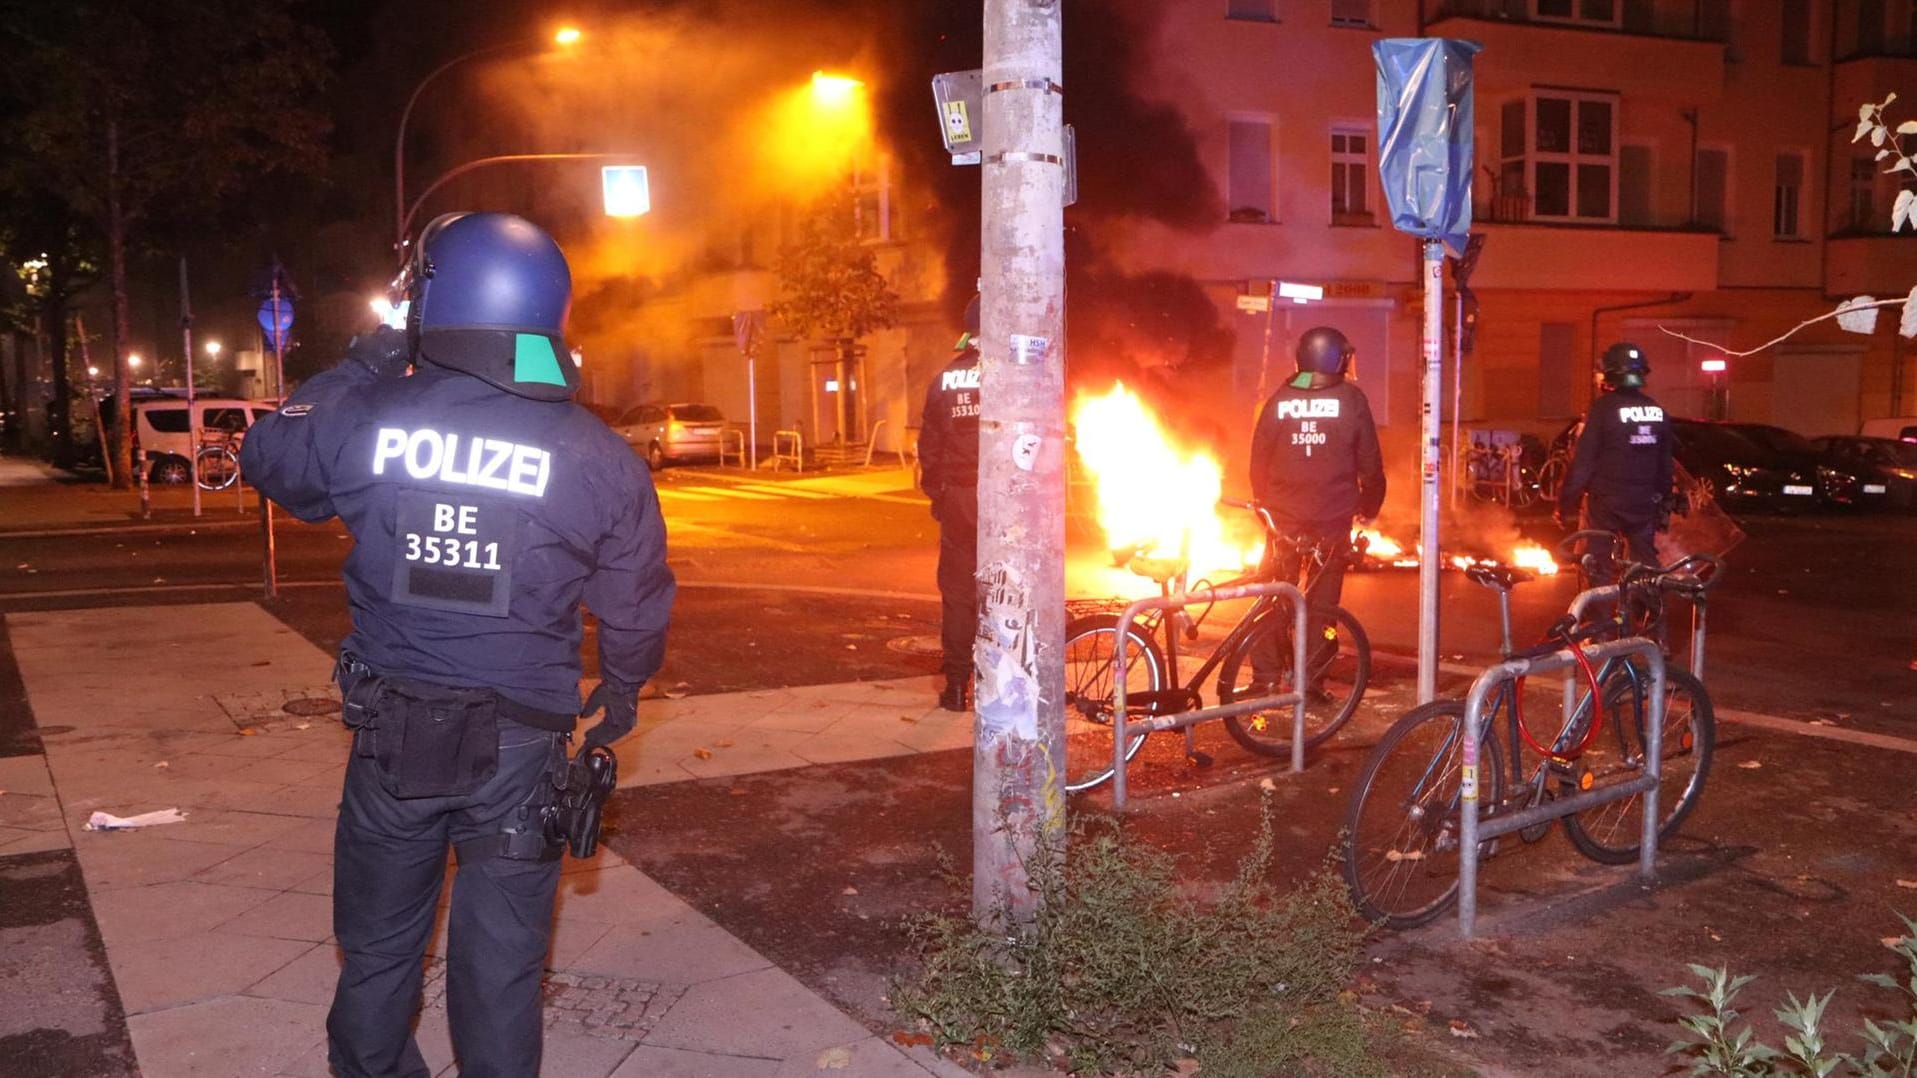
[1252,518,1350,685]
[328,719,566,1078]
[934,493,979,682]
[1585,502,1659,585]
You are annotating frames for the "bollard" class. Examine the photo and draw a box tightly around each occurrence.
[137,448,150,519]
[259,492,278,599]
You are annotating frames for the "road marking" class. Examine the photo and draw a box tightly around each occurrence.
[733,483,838,500]
[676,579,939,603]
[656,489,726,503]
[0,519,264,540]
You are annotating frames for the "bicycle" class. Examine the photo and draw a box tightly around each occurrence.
[1060,501,1372,793]
[194,429,243,491]
[1341,534,1721,928]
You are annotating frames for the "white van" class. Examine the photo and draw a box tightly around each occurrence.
[134,397,277,484]
[1860,417,1917,443]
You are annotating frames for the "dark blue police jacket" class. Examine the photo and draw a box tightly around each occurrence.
[239,361,674,718]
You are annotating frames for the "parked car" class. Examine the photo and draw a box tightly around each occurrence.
[1810,435,1917,510]
[1669,419,1818,514]
[1726,422,1879,509]
[133,397,277,484]
[1859,416,1917,443]
[610,402,728,470]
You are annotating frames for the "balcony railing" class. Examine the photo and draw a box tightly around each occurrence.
[1429,1,1730,43]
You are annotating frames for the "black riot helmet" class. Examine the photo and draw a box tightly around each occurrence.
[953,293,981,352]
[1292,326,1355,387]
[1600,341,1651,389]
[402,212,577,401]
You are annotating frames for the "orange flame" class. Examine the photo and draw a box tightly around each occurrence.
[1510,542,1560,576]
[1071,383,1258,577]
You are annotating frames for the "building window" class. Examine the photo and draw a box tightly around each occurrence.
[1227,0,1275,21]
[1531,0,1621,27]
[1773,152,1806,239]
[1781,0,1811,63]
[1694,147,1729,233]
[1228,118,1275,222]
[1331,128,1372,222]
[1330,0,1373,27]
[1850,157,1879,230]
[852,156,897,242]
[1857,0,1887,56]
[1499,90,1618,222]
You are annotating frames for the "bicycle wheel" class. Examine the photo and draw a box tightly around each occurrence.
[1343,700,1507,929]
[1061,615,1165,793]
[1536,456,1568,502]
[1562,665,1714,865]
[195,447,239,491]
[1217,605,1369,759]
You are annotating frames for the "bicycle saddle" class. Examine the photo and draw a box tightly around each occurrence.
[1465,564,1533,592]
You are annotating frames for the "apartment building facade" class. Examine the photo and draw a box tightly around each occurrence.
[1112,0,1917,441]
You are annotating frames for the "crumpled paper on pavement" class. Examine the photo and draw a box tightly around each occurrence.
[84,808,188,831]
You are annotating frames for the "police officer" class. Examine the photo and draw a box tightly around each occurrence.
[240,213,674,1078]
[917,295,981,711]
[1247,326,1385,686]
[1556,341,1674,577]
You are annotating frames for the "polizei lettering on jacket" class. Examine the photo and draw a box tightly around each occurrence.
[1275,398,1341,420]
[1617,405,1664,424]
[371,428,552,497]
[941,367,981,391]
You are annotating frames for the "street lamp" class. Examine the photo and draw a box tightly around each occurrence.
[205,340,222,358]
[810,70,863,107]
[394,26,585,246]
[401,153,645,239]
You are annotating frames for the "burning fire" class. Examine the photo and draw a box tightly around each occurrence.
[1510,543,1560,576]
[1072,383,1261,575]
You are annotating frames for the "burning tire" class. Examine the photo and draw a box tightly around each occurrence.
[1061,615,1164,793]
[1216,605,1369,760]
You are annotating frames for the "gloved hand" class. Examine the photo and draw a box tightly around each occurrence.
[345,325,411,378]
[579,678,639,749]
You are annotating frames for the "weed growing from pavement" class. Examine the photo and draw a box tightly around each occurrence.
[1665,913,1917,1076]
[890,793,1390,1074]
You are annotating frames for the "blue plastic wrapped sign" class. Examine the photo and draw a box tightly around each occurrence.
[1374,38,1482,255]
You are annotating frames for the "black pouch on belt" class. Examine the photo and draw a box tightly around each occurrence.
[367,678,500,799]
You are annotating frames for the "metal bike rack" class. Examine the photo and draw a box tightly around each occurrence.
[862,420,888,468]
[1110,581,1310,810]
[1458,635,1667,938]
[770,430,804,472]
[1554,581,1710,720]
[718,428,747,468]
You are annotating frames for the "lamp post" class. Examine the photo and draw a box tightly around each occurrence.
[394,26,584,247]
[401,152,640,239]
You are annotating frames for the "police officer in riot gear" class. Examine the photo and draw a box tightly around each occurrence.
[240,212,674,1078]
[917,295,981,711]
[1247,326,1385,686]
[1556,341,1674,576]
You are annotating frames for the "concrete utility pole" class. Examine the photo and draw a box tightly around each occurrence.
[973,0,1067,926]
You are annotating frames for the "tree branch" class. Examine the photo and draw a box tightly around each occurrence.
[1658,298,1908,356]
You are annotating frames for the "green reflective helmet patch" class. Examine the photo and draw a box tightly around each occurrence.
[513,334,568,386]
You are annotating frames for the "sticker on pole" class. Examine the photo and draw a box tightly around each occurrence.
[1460,763,1477,801]
[1010,334,1050,366]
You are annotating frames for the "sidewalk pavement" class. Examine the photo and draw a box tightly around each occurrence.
[3,601,975,1077]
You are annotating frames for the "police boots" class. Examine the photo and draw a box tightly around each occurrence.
[938,676,972,713]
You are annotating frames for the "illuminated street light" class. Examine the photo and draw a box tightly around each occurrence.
[554,26,583,46]
[128,354,143,370]
[88,365,100,377]
[811,71,863,107]
[601,165,651,217]
[1699,358,1727,373]
[205,340,222,358]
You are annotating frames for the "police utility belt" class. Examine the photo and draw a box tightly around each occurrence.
[337,652,616,863]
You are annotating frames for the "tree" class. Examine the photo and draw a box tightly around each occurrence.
[0,0,332,485]
[769,188,901,443]
[0,201,98,462]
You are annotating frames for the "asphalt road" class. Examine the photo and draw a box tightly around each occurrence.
[2,466,1911,734]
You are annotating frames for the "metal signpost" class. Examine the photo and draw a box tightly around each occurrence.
[255,276,294,600]
[178,257,202,518]
[1373,38,1481,702]
[732,310,765,470]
